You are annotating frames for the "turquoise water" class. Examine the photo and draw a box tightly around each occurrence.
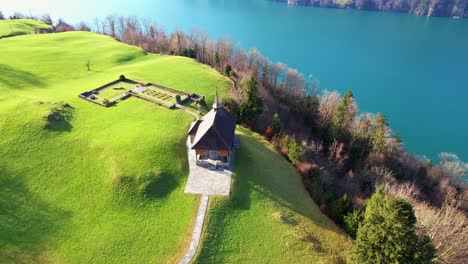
[3,0,468,162]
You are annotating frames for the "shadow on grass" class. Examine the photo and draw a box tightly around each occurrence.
[0,167,70,262]
[0,64,46,89]
[144,171,179,198]
[112,171,179,201]
[236,131,342,230]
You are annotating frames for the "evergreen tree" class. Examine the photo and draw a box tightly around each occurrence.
[272,113,281,136]
[332,90,356,141]
[214,51,220,65]
[239,76,263,122]
[371,114,388,153]
[224,64,232,76]
[351,187,435,264]
[344,210,364,239]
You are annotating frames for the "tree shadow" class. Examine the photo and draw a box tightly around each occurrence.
[45,120,73,132]
[0,64,45,89]
[0,167,70,262]
[234,130,346,233]
[143,171,179,198]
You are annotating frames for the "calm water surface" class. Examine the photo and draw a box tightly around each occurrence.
[3,0,468,162]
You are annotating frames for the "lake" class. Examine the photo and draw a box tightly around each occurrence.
[3,0,468,163]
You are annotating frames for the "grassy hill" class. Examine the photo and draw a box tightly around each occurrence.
[0,19,52,38]
[0,30,229,263]
[194,127,351,263]
[0,25,350,263]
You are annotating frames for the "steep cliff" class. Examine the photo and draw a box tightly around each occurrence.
[275,0,468,18]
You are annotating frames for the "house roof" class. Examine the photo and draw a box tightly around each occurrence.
[189,105,236,150]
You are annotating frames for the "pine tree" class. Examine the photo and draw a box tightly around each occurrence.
[332,90,356,141]
[371,114,388,153]
[239,76,263,123]
[272,113,281,136]
[351,187,435,264]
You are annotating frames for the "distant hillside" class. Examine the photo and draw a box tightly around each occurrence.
[0,19,51,38]
[275,0,468,18]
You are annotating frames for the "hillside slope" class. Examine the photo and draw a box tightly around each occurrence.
[0,27,351,263]
[0,19,51,38]
[0,30,229,263]
[276,0,468,18]
[195,127,351,263]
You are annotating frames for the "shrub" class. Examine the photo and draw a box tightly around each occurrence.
[264,126,274,141]
[175,95,181,102]
[287,138,305,165]
[222,97,240,120]
[102,99,109,105]
[331,194,353,224]
[224,64,232,75]
[229,70,237,78]
[119,74,126,81]
[272,113,281,136]
[344,210,363,239]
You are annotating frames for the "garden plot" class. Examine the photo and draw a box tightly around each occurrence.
[98,81,134,101]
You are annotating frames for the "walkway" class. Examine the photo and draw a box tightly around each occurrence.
[178,194,209,264]
[178,107,233,263]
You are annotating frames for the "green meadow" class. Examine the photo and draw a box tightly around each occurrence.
[0,21,350,263]
[195,127,351,263]
[0,19,51,38]
[0,29,229,263]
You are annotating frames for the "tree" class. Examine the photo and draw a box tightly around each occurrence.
[371,113,388,153]
[351,187,435,264]
[77,22,91,31]
[319,90,340,130]
[332,194,353,224]
[106,15,117,37]
[224,64,232,76]
[41,14,53,25]
[288,139,305,165]
[0,11,4,20]
[222,97,240,120]
[239,76,263,123]
[272,113,281,136]
[332,90,357,141]
[344,210,364,239]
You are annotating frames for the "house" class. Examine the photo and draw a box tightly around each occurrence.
[188,93,236,168]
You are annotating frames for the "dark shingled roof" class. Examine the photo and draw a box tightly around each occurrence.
[189,106,236,150]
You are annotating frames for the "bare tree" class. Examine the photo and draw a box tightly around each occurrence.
[106,15,117,37]
[319,90,340,129]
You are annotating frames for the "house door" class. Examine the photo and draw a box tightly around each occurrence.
[208,150,220,160]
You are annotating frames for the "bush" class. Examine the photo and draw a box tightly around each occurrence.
[344,210,363,239]
[287,138,305,165]
[222,97,240,120]
[119,74,126,81]
[175,95,181,102]
[229,70,237,78]
[331,194,353,225]
[102,99,109,105]
[224,64,232,75]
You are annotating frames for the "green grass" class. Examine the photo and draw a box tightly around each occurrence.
[0,30,230,263]
[194,127,351,263]
[0,19,52,38]
[0,24,350,263]
[98,82,134,100]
